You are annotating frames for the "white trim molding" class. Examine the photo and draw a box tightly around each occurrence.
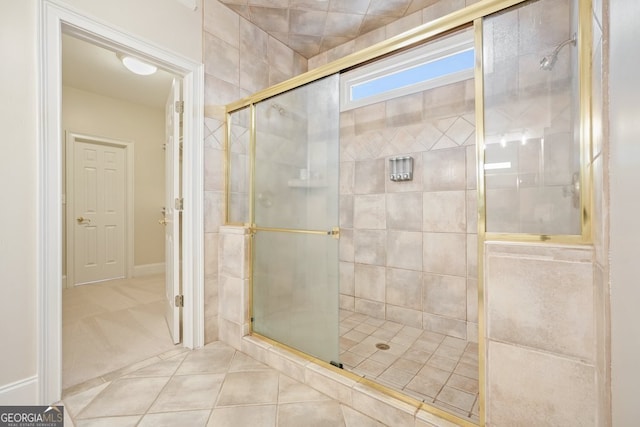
[38,0,204,405]
[133,263,166,277]
[0,376,39,406]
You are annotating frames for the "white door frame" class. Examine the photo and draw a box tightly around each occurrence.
[38,0,205,404]
[65,133,135,287]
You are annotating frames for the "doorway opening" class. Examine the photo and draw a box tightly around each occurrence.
[39,0,204,404]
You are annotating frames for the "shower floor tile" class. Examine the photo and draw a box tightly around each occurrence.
[339,311,479,422]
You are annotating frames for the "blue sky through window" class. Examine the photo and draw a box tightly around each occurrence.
[351,49,475,101]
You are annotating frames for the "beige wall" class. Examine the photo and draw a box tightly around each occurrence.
[62,86,166,271]
[0,0,39,398]
[0,0,201,404]
[60,0,202,61]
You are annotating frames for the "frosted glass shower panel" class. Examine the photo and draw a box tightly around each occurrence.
[227,106,251,224]
[254,75,340,231]
[482,0,581,235]
[252,231,340,362]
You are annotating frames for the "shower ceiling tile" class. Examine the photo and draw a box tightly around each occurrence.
[217,0,429,58]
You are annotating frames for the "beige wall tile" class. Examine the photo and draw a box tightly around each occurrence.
[354,194,387,229]
[486,249,594,361]
[354,230,386,266]
[340,261,355,295]
[386,267,422,310]
[351,384,416,427]
[423,232,466,276]
[386,93,424,127]
[488,340,596,426]
[466,234,477,277]
[354,159,386,194]
[340,161,355,195]
[340,294,355,311]
[386,192,423,231]
[465,144,477,190]
[219,275,247,325]
[240,18,268,62]
[218,230,248,279]
[386,305,423,328]
[423,313,466,339]
[339,228,354,262]
[354,103,387,135]
[423,273,466,320]
[204,33,239,86]
[355,298,385,319]
[204,191,225,232]
[423,191,466,233]
[204,0,239,47]
[466,190,477,234]
[466,278,478,323]
[239,56,269,94]
[304,363,355,405]
[423,148,466,191]
[204,232,219,280]
[387,231,423,271]
[355,264,386,302]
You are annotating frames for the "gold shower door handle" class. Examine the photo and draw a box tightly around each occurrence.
[76,216,91,224]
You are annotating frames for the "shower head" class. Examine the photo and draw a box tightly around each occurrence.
[539,34,577,71]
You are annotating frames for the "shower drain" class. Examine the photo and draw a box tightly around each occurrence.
[376,343,390,350]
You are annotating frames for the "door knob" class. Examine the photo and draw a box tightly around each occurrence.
[159,218,168,226]
[76,216,91,223]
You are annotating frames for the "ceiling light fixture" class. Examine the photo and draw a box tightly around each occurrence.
[117,53,157,76]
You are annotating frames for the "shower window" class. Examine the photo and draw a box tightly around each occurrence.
[341,29,474,111]
[482,0,582,236]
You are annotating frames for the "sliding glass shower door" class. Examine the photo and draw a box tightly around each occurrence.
[251,75,341,364]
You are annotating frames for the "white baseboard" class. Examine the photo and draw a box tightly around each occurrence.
[133,262,165,277]
[0,376,38,405]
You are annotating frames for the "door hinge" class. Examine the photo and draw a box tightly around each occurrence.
[175,198,184,211]
[175,295,184,307]
[175,100,184,114]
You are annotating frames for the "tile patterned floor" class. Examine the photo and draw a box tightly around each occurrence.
[63,275,179,390]
[339,311,479,421]
[61,342,387,427]
[62,276,478,424]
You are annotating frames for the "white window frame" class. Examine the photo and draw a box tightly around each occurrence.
[340,29,474,111]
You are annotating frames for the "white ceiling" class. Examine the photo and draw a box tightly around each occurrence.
[62,34,175,109]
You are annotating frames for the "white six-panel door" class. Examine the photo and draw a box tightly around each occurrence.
[73,140,126,285]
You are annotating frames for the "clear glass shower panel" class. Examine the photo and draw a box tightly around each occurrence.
[252,231,339,362]
[227,106,251,224]
[254,76,340,231]
[482,0,581,235]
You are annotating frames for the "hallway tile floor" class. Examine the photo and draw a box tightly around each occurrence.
[339,311,479,421]
[62,341,387,427]
[62,275,178,390]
